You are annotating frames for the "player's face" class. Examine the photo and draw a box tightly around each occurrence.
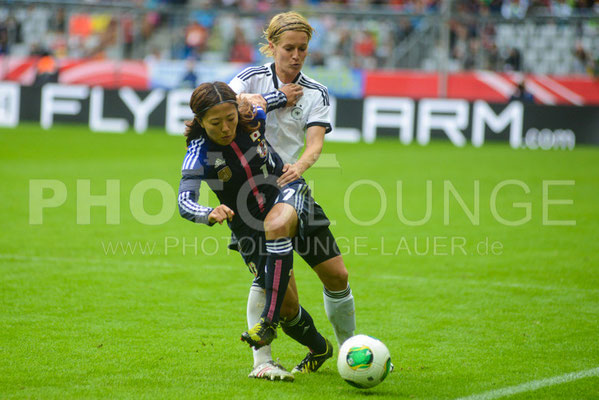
[271,30,309,79]
[199,103,238,146]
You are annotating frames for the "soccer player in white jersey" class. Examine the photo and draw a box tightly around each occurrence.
[229,12,356,381]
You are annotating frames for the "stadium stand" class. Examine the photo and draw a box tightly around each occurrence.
[0,0,597,75]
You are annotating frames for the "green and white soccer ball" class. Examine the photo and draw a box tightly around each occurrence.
[337,334,392,389]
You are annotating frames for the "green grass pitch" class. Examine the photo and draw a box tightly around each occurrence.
[1,124,598,399]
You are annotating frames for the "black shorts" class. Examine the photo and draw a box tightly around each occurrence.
[232,179,341,288]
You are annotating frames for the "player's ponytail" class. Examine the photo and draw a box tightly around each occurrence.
[260,11,313,57]
[183,118,202,147]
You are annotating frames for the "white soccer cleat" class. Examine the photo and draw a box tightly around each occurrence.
[248,360,294,382]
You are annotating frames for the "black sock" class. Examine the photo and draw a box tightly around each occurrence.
[261,238,293,325]
[281,306,327,354]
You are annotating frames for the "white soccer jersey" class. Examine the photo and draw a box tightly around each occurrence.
[229,62,332,164]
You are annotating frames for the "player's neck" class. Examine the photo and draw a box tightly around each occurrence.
[274,65,299,84]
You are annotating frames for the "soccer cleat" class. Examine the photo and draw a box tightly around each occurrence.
[291,338,333,373]
[241,318,277,349]
[248,360,294,382]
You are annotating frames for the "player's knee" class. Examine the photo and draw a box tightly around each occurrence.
[264,217,292,239]
[324,266,349,291]
[335,267,349,289]
[280,302,299,320]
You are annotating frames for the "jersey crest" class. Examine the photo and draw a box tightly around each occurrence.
[217,166,232,182]
[257,141,268,158]
[291,106,303,121]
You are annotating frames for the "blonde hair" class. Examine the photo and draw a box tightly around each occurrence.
[259,11,313,58]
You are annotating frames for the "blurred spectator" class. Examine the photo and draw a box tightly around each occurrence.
[510,80,534,102]
[48,7,66,34]
[0,32,8,54]
[180,60,198,88]
[504,47,522,71]
[488,0,505,13]
[33,51,59,86]
[485,43,502,70]
[501,0,529,18]
[463,38,480,69]
[527,0,552,14]
[573,43,593,74]
[228,26,254,63]
[0,1,598,76]
[0,20,8,54]
[86,18,118,58]
[122,15,135,59]
[353,30,377,68]
[551,0,573,16]
[310,50,326,66]
[184,20,208,59]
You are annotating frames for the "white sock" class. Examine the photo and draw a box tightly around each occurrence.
[323,285,356,346]
[247,285,272,367]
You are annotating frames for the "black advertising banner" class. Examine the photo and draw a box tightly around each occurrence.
[1,83,598,148]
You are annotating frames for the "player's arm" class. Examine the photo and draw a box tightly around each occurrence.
[277,125,325,187]
[229,72,269,112]
[237,88,297,113]
[260,83,303,113]
[230,71,302,113]
[178,145,234,225]
[178,177,213,225]
[277,87,331,186]
[178,176,234,225]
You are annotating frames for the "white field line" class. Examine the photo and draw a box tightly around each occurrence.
[455,367,599,400]
[379,274,599,294]
[0,253,229,270]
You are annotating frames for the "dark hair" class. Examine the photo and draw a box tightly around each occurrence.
[185,81,257,147]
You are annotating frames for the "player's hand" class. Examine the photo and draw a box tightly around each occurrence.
[277,162,308,187]
[280,84,303,107]
[208,205,235,225]
[238,93,267,111]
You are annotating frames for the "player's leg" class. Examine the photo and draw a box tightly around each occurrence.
[237,231,274,368]
[246,286,270,357]
[279,272,329,353]
[313,255,356,346]
[242,238,294,381]
[295,196,356,347]
[276,180,356,347]
[241,203,297,348]
[279,271,333,374]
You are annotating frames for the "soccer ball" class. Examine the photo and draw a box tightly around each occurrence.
[337,334,392,389]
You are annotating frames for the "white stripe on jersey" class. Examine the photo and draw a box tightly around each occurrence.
[182,138,204,170]
[298,77,330,106]
[237,66,270,81]
[178,191,210,215]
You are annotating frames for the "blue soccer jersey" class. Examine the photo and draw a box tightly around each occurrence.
[178,108,285,228]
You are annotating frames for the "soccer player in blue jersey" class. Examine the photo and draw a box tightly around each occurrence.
[228,12,357,380]
[178,81,345,380]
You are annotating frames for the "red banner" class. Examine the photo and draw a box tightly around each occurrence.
[0,56,148,89]
[364,70,599,105]
[2,56,598,105]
